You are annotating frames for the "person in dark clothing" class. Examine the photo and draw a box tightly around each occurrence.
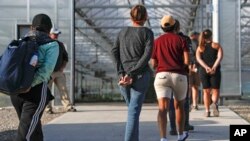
[10,14,59,141]
[196,29,223,117]
[110,4,154,141]
[189,31,200,111]
[168,19,194,136]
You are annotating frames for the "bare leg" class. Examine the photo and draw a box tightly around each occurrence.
[211,89,220,104]
[192,86,199,107]
[157,98,170,139]
[211,89,220,117]
[174,98,185,135]
[203,89,211,116]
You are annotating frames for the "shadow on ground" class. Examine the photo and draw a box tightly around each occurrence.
[0,130,16,141]
[44,121,229,141]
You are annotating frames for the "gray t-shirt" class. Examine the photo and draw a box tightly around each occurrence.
[111,26,154,78]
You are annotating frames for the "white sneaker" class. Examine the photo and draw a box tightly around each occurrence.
[160,138,167,141]
[177,133,189,141]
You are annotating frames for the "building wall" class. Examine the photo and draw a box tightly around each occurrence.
[0,0,74,107]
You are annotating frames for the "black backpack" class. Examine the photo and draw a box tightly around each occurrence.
[53,41,68,72]
[0,35,52,95]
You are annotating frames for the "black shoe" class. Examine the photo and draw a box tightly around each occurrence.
[169,129,177,135]
[67,107,77,112]
[185,125,194,131]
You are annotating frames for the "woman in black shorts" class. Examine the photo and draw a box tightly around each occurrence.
[196,29,223,117]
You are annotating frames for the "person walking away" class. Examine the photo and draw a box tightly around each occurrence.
[168,19,194,136]
[151,15,189,141]
[45,27,76,113]
[189,31,200,111]
[196,29,223,117]
[10,13,59,141]
[110,4,154,141]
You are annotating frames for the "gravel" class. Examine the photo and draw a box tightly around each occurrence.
[226,99,250,123]
[0,107,64,141]
[0,100,250,141]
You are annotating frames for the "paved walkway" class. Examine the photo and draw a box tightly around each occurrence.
[43,103,249,141]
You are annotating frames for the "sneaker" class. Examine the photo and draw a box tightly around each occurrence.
[205,111,211,117]
[211,103,219,117]
[191,105,199,111]
[45,109,54,114]
[177,132,189,141]
[67,107,77,112]
[160,138,167,141]
[184,125,194,131]
[169,129,178,135]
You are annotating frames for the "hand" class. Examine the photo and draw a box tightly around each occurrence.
[210,67,216,75]
[205,66,212,74]
[118,75,133,86]
[191,65,198,72]
[123,75,133,85]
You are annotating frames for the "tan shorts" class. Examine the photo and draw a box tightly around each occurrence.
[154,72,188,101]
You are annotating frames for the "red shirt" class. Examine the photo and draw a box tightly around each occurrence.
[151,32,189,75]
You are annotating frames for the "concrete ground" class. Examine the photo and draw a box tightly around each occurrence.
[43,103,249,141]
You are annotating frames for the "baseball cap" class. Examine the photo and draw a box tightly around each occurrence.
[50,27,61,34]
[32,14,52,31]
[161,15,176,28]
[189,31,199,36]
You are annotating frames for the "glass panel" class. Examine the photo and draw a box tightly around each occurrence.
[0,0,73,107]
[219,0,240,95]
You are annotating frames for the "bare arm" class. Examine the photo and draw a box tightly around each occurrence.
[150,59,158,70]
[212,44,223,70]
[183,51,189,66]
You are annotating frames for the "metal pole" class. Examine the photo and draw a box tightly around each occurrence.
[27,0,30,23]
[70,0,75,105]
[201,0,204,30]
[54,0,58,26]
[238,0,242,95]
[207,0,210,28]
[212,0,219,42]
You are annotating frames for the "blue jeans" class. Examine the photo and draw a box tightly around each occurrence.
[119,71,151,141]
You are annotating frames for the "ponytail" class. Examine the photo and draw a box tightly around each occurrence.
[199,31,205,51]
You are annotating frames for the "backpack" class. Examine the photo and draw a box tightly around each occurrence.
[0,36,52,95]
[53,41,68,72]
